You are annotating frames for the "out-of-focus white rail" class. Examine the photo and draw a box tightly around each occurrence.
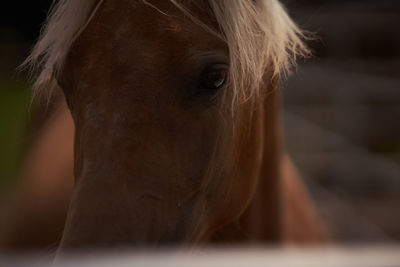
[2,246,400,267]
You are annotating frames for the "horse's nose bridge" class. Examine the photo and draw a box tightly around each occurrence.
[84,101,105,128]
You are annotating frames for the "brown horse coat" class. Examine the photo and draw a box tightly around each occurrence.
[1,85,326,250]
[1,0,326,251]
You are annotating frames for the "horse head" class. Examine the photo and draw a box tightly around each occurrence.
[27,0,308,250]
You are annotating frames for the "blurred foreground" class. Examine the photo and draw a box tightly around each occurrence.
[2,246,400,267]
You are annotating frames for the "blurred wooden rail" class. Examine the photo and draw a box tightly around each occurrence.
[2,246,400,267]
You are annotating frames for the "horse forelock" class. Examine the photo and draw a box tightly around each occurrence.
[25,0,309,107]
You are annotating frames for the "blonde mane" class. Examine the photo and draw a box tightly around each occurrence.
[25,0,309,105]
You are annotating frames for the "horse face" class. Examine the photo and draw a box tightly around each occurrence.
[58,0,265,249]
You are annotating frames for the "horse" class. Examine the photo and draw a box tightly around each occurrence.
[1,0,326,252]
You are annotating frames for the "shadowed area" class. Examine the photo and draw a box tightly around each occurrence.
[0,0,398,262]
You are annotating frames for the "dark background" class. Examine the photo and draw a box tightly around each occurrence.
[0,0,399,243]
[0,1,52,40]
[282,0,400,242]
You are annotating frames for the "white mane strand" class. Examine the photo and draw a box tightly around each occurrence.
[25,0,309,105]
[24,0,103,99]
[208,0,309,105]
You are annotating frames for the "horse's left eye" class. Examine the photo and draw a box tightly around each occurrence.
[199,64,228,91]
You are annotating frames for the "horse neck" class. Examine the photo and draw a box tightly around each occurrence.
[209,82,284,243]
[239,83,284,242]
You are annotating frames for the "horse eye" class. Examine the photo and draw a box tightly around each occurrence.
[199,64,228,91]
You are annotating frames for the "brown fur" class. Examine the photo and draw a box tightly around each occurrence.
[1,0,326,252]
